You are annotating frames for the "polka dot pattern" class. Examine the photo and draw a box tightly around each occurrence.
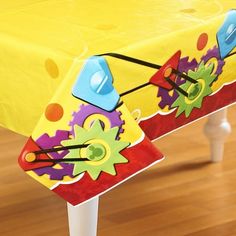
[45,103,64,122]
[197,33,208,51]
[180,8,196,14]
[45,58,59,78]
[164,67,172,78]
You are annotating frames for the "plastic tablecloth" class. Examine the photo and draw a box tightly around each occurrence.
[1,1,236,205]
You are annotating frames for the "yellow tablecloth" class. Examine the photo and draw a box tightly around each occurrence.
[0,0,235,136]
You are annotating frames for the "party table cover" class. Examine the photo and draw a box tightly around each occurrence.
[0,1,236,206]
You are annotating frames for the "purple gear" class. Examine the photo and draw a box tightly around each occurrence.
[69,104,124,139]
[157,57,198,109]
[34,130,74,180]
[201,45,225,81]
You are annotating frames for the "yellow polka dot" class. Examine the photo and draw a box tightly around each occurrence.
[164,67,172,78]
[25,153,36,162]
[45,58,59,78]
[180,8,196,14]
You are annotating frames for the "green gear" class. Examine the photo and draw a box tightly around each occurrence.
[171,62,216,117]
[61,120,130,180]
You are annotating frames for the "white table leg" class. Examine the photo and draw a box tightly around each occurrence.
[204,108,231,162]
[67,197,99,236]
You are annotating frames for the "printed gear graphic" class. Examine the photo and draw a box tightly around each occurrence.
[157,57,198,109]
[69,104,124,139]
[61,120,130,180]
[34,130,74,180]
[201,45,225,81]
[171,62,217,117]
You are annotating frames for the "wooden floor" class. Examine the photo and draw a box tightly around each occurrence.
[0,106,236,236]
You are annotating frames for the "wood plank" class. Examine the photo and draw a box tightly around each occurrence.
[0,106,236,235]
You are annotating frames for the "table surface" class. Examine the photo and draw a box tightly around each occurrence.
[0,0,235,136]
